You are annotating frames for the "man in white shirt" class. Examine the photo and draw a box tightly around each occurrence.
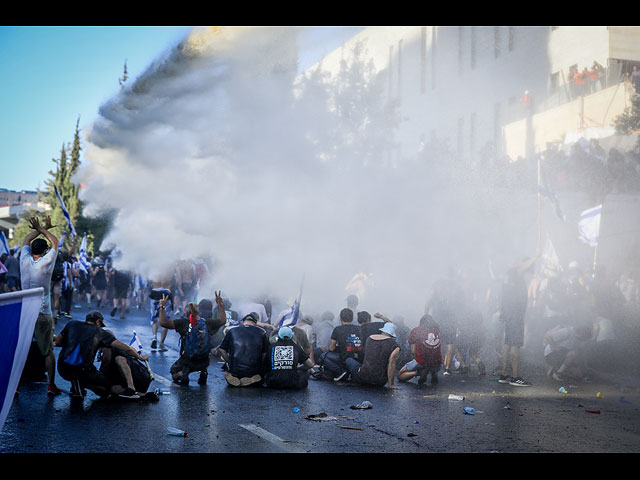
[20,216,63,396]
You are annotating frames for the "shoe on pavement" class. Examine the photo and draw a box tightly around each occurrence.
[151,339,157,350]
[240,374,262,386]
[158,343,168,352]
[443,369,452,376]
[498,375,512,384]
[333,371,348,382]
[509,377,532,387]
[119,388,140,399]
[198,370,208,385]
[224,373,241,387]
[48,384,63,396]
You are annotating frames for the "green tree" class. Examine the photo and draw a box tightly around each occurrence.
[614,92,640,134]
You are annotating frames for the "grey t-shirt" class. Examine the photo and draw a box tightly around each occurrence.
[20,245,57,315]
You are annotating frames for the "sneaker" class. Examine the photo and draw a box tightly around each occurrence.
[158,343,168,352]
[333,371,348,382]
[64,313,72,319]
[198,370,208,385]
[498,375,512,384]
[119,388,140,399]
[142,391,160,402]
[151,339,158,350]
[240,374,262,386]
[47,384,63,396]
[110,307,117,317]
[224,373,241,387]
[510,377,532,387]
[443,369,452,376]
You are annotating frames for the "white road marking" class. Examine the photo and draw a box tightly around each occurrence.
[239,424,306,453]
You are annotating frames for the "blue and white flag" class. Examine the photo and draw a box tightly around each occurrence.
[54,184,76,238]
[0,288,44,432]
[129,331,144,355]
[58,231,66,250]
[277,275,305,328]
[578,204,602,247]
[0,231,11,257]
[77,233,90,274]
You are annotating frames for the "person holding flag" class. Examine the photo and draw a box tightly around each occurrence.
[19,216,62,396]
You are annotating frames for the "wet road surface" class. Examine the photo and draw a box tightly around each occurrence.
[2,304,640,454]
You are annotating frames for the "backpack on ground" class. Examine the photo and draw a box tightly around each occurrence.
[183,317,212,359]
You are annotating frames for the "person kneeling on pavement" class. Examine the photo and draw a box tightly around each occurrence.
[217,311,270,387]
[55,311,150,399]
[158,292,226,386]
[264,326,318,389]
[99,347,158,402]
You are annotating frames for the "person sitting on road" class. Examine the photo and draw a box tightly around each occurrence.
[269,324,316,368]
[351,322,401,389]
[318,308,364,382]
[264,326,317,389]
[543,323,595,382]
[99,347,158,402]
[398,314,443,385]
[158,292,226,386]
[55,311,149,399]
[217,311,270,387]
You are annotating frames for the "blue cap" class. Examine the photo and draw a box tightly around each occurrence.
[278,326,294,339]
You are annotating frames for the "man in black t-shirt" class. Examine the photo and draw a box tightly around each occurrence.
[218,312,270,387]
[55,311,149,399]
[358,311,388,353]
[319,308,363,382]
[264,327,316,389]
[158,292,226,385]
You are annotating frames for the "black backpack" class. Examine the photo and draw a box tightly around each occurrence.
[52,256,64,282]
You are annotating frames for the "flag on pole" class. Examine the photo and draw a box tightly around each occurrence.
[77,233,91,274]
[538,180,566,222]
[54,184,77,238]
[58,231,66,250]
[0,288,45,432]
[0,231,11,257]
[129,331,144,355]
[537,235,563,277]
[578,204,602,247]
[277,275,305,328]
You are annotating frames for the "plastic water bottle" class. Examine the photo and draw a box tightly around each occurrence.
[155,388,170,395]
[463,407,475,415]
[167,427,187,437]
[448,394,465,401]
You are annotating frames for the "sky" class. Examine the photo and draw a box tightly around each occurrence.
[0,25,363,193]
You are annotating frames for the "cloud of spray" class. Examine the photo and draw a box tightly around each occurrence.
[76,27,535,320]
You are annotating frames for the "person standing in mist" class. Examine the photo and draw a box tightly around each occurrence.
[497,252,540,387]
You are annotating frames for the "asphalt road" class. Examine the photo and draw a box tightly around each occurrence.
[2,303,640,454]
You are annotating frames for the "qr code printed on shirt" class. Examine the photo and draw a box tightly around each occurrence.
[274,345,294,363]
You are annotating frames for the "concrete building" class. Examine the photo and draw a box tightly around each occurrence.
[303,26,640,164]
[0,188,48,242]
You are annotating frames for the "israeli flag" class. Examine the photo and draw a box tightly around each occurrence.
[578,204,602,247]
[129,331,144,355]
[77,233,91,274]
[277,298,300,328]
[54,184,77,238]
[0,231,11,257]
[58,231,66,250]
[0,259,7,275]
[0,288,44,432]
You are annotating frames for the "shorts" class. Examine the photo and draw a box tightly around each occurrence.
[503,316,525,348]
[34,312,54,356]
[114,285,128,299]
[52,281,62,295]
[7,276,19,290]
[170,354,210,376]
[403,359,441,373]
